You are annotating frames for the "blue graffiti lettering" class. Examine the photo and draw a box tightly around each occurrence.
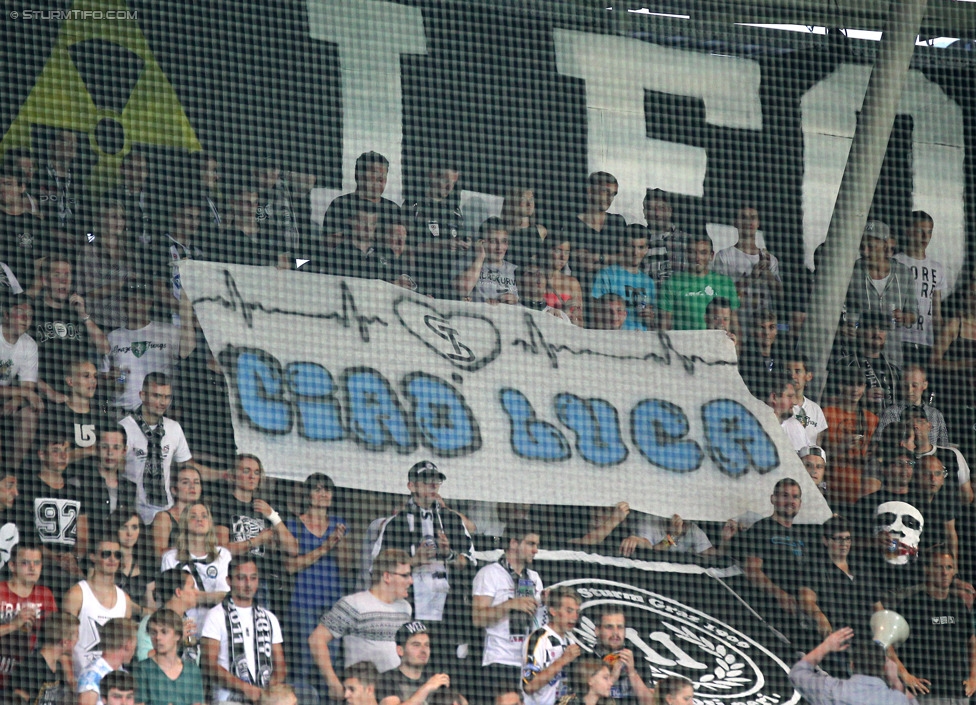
[701,399,779,477]
[235,351,292,434]
[554,394,628,466]
[343,368,414,452]
[402,373,481,456]
[631,399,703,472]
[286,362,345,441]
[499,388,571,462]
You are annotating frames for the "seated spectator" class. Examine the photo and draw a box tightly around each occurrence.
[201,558,286,704]
[659,233,739,331]
[785,353,828,447]
[762,374,806,452]
[845,219,917,367]
[150,465,203,558]
[0,292,42,470]
[852,446,927,560]
[502,187,548,272]
[564,172,626,295]
[31,252,109,399]
[310,548,413,699]
[641,189,688,283]
[913,454,959,558]
[587,609,654,704]
[21,427,88,594]
[99,671,137,705]
[408,158,467,300]
[110,507,154,608]
[102,280,190,414]
[251,152,300,268]
[344,662,382,705]
[518,264,573,324]
[822,365,879,506]
[134,607,205,705]
[67,424,137,528]
[0,542,58,688]
[738,309,787,397]
[377,621,453,705]
[591,225,656,331]
[8,611,78,705]
[588,294,627,331]
[648,676,694,705]
[211,454,299,614]
[457,217,518,304]
[0,155,48,291]
[377,216,424,293]
[75,197,134,329]
[542,235,584,327]
[64,536,139,674]
[76,617,137,705]
[903,406,974,503]
[160,502,231,626]
[104,149,152,246]
[313,151,400,266]
[283,472,348,684]
[861,419,917,499]
[712,205,783,333]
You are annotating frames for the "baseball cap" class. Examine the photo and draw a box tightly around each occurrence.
[408,460,446,483]
[799,446,828,464]
[396,621,428,645]
[862,219,891,241]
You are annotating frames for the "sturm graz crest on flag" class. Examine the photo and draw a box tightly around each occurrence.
[553,577,800,705]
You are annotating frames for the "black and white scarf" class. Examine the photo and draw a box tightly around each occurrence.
[133,409,167,507]
[223,596,273,692]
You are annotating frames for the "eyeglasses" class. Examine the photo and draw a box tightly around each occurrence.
[100,550,123,560]
[390,572,413,578]
[828,536,853,543]
[891,459,916,469]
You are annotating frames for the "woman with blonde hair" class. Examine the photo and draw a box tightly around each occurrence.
[160,502,230,612]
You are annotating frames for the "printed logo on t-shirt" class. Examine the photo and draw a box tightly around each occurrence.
[33,498,79,545]
[131,341,149,358]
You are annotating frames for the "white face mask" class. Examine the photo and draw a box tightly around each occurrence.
[875,501,924,565]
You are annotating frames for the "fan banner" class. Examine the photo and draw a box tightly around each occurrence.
[182,261,830,523]
[513,550,801,705]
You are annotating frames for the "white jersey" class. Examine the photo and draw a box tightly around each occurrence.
[161,547,232,632]
[201,602,283,703]
[72,580,127,676]
[120,414,192,523]
[473,561,545,667]
[0,328,37,385]
[781,417,807,453]
[101,322,180,410]
[894,252,947,347]
[794,396,828,447]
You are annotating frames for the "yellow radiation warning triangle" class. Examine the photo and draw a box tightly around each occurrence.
[1,0,201,193]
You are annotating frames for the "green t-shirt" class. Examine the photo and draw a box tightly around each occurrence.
[134,657,204,705]
[660,271,740,330]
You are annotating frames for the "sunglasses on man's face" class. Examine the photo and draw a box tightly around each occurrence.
[100,550,123,560]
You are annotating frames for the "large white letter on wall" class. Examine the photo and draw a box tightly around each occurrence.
[802,65,964,289]
[554,29,763,222]
[307,0,427,205]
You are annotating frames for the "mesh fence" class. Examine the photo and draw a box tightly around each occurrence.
[2,2,976,704]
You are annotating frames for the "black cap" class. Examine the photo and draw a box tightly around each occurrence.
[408,460,446,483]
[395,621,428,645]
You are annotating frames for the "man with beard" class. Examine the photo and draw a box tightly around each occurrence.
[588,609,654,705]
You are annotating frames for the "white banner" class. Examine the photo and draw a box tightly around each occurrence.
[182,262,830,523]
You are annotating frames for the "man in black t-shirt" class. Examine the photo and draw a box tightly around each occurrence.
[409,160,467,300]
[564,172,627,295]
[9,611,78,705]
[377,621,451,705]
[888,551,976,700]
[0,158,48,291]
[736,478,816,622]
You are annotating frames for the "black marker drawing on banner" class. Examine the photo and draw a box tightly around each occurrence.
[393,297,502,372]
[193,270,387,341]
[512,313,736,373]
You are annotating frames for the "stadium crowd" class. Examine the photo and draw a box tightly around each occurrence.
[1,132,975,705]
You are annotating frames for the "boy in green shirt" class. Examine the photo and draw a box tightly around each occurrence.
[660,233,739,332]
